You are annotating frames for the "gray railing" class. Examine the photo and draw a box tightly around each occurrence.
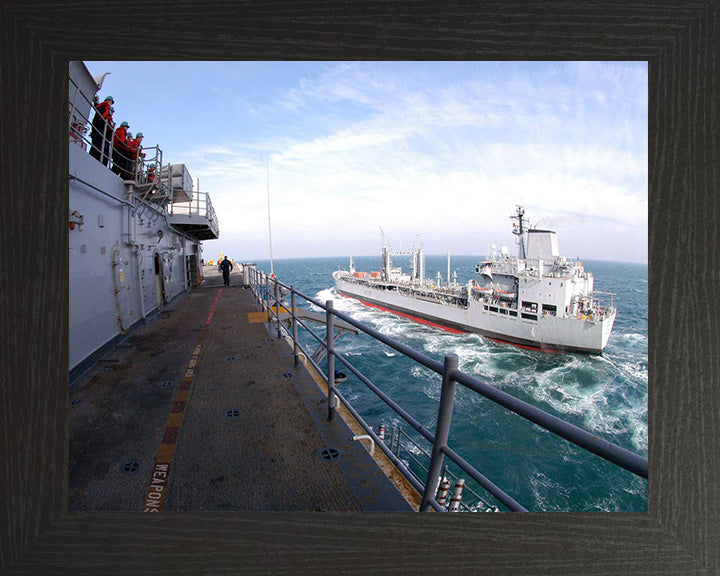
[69,76,154,184]
[167,191,219,234]
[248,267,648,512]
[387,426,499,512]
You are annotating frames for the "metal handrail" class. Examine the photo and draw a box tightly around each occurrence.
[390,429,498,512]
[249,267,647,511]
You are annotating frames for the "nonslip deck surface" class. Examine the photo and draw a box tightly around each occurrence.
[69,267,413,512]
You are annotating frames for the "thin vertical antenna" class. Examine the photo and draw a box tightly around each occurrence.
[267,156,274,277]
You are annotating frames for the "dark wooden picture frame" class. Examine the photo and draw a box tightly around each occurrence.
[1,1,717,574]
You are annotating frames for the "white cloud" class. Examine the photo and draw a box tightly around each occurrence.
[191,62,647,263]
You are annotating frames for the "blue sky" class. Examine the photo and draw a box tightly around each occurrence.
[85,61,648,263]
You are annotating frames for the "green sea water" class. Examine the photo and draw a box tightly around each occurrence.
[253,255,648,512]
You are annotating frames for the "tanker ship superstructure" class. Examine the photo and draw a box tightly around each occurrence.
[333,207,616,354]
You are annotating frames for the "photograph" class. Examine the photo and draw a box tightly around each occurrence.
[68,60,648,513]
[3,3,716,571]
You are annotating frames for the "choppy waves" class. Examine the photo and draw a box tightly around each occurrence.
[301,260,648,511]
[318,284,648,454]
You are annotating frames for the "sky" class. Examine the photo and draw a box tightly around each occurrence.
[84,61,648,264]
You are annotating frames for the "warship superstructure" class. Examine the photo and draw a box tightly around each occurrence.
[334,207,616,354]
[69,61,219,375]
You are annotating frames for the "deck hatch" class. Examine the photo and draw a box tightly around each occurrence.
[316,447,341,461]
[121,460,141,474]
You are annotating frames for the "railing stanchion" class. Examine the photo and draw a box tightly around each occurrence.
[265,273,270,314]
[326,300,336,421]
[253,268,258,304]
[291,286,299,366]
[239,267,647,511]
[274,278,281,339]
[420,353,458,512]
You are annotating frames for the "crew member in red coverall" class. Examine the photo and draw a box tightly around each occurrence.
[112,121,130,178]
[90,95,113,165]
[128,132,144,179]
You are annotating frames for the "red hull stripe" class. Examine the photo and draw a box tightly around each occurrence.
[339,294,466,334]
[485,336,563,354]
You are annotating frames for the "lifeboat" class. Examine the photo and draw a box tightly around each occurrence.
[494,288,517,301]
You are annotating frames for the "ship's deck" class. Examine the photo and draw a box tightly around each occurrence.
[69,266,416,511]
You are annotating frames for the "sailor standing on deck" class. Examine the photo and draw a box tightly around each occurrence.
[219,256,233,286]
[128,132,144,179]
[104,108,115,167]
[90,95,113,165]
[112,121,130,178]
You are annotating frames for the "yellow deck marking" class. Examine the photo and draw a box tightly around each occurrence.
[270,306,296,314]
[167,413,184,427]
[248,307,298,323]
[142,288,223,512]
[156,444,177,462]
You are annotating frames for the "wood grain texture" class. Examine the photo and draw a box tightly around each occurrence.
[1,0,717,574]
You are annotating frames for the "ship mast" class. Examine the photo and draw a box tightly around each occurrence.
[511,205,527,260]
[267,156,274,277]
[380,227,391,282]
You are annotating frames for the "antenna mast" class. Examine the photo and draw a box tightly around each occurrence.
[267,156,274,277]
[511,205,527,260]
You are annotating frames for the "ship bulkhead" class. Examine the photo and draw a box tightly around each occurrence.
[69,61,218,375]
[69,145,202,372]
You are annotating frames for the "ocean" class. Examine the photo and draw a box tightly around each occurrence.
[251,255,648,512]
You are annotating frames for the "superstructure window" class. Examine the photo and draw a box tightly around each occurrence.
[509,310,518,317]
[521,301,538,314]
[489,306,498,313]
[542,304,557,316]
[521,313,538,321]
